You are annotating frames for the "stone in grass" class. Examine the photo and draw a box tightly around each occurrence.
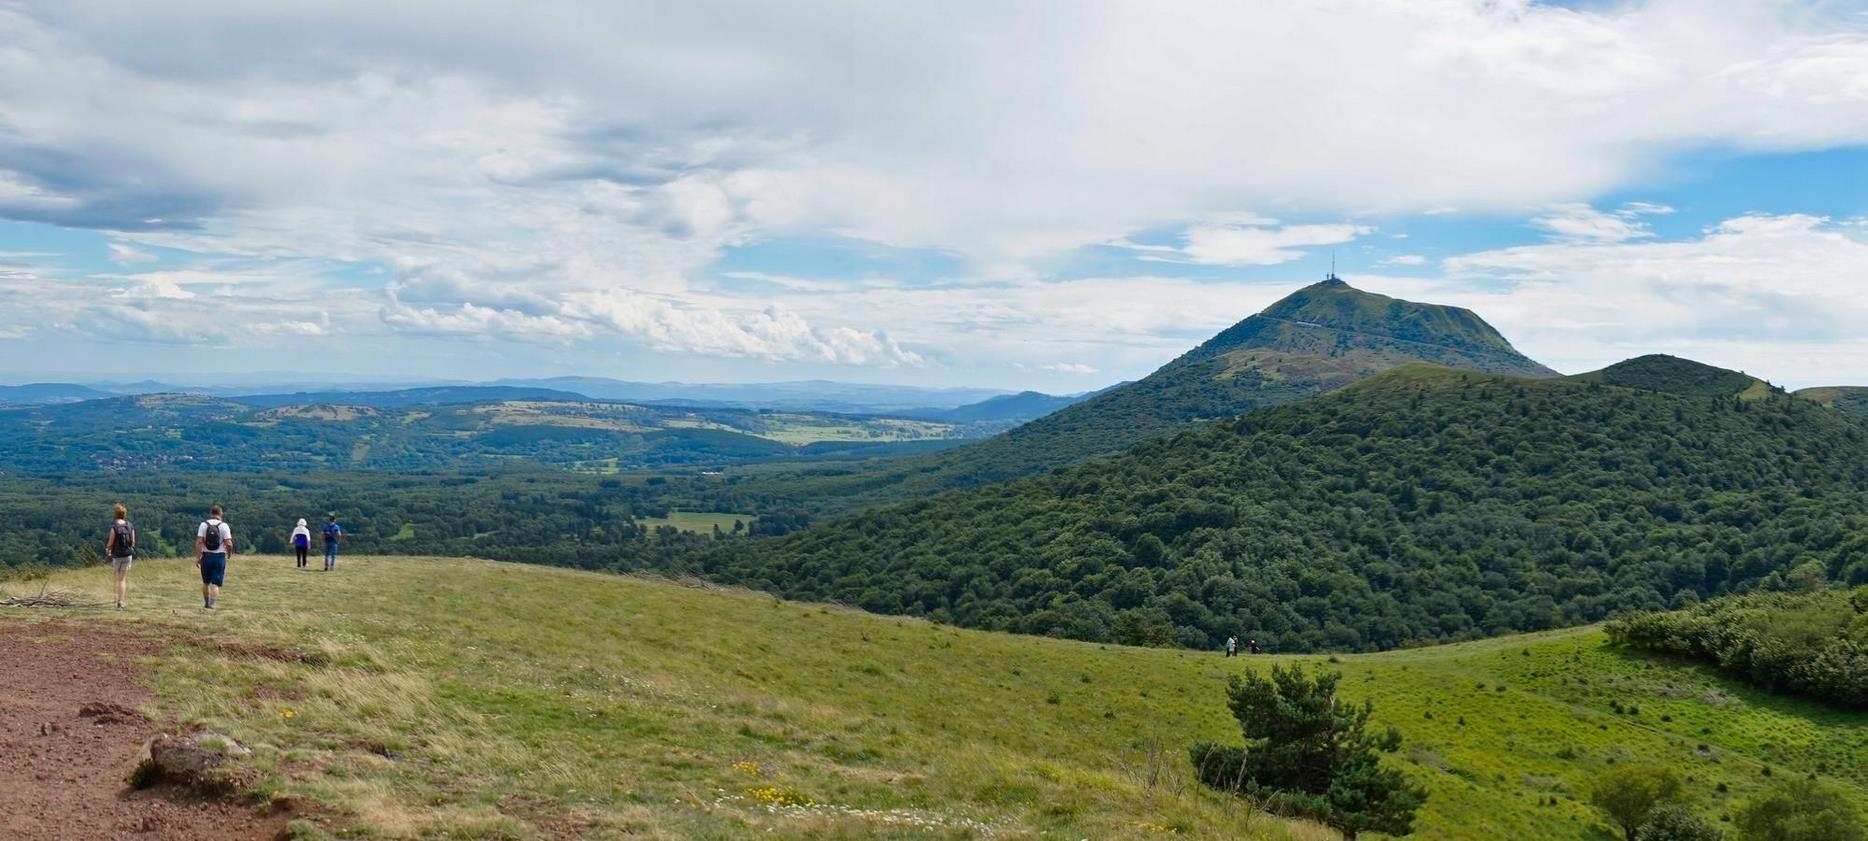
[131,731,254,793]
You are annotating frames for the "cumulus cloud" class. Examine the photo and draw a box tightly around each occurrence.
[1531,202,1674,243]
[2,1,1868,381]
[106,242,159,265]
[1124,217,1371,266]
[1356,211,1868,386]
[1381,254,1429,267]
[569,290,921,366]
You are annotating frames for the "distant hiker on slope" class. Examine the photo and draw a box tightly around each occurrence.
[1225,636,1237,658]
[291,518,311,568]
[1247,639,1261,655]
[321,514,342,571]
[103,503,136,610]
[196,506,234,610]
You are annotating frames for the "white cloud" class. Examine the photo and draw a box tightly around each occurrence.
[569,289,922,366]
[106,242,157,265]
[1531,201,1674,243]
[1046,362,1098,375]
[1,2,1868,382]
[1355,211,1868,387]
[1382,254,1429,267]
[1129,219,1371,267]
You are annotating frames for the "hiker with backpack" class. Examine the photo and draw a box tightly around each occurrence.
[103,504,136,610]
[196,505,234,610]
[291,518,311,568]
[321,514,342,571]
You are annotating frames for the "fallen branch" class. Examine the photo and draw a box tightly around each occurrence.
[0,582,105,609]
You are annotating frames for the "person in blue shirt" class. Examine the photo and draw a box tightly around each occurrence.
[321,513,342,571]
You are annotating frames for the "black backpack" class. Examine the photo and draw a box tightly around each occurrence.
[110,521,135,558]
[202,520,224,552]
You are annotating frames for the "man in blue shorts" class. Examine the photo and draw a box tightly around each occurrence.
[195,505,234,610]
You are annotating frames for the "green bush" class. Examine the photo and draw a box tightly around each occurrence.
[1607,588,1868,709]
[1589,764,1685,841]
[1734,777,1865,841]
[1638,805,1724,841]
[1190,664,1425,840]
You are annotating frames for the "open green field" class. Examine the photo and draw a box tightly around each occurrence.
[634,511,753,536]
[8,556,1865,840]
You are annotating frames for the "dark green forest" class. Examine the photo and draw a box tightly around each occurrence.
[694,362,1868,652]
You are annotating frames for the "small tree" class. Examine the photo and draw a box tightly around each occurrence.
[1189,664,1426,839]
[1639,805,1724,841]
[1735,777,1865,841]
[1589,764,1684,841]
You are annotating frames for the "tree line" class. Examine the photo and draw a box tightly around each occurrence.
[694,369,1868,652]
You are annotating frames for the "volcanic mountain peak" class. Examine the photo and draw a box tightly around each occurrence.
[1181,278,1556,381]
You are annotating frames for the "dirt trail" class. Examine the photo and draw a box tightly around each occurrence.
[0,621,289,840]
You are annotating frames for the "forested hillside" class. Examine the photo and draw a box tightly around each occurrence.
[697,359,1868,652]
[742,278,1558,513]
[1798,385,1868,419]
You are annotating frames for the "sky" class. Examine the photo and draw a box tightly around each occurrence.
[2,0,1867,392]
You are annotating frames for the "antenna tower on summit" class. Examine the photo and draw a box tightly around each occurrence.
[1328,251,1338,281]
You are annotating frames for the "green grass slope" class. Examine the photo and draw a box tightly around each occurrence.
[702,362,1868,652]
[1797,385,1868,420]
[753,279,1557,515]
[12,556,1865,839]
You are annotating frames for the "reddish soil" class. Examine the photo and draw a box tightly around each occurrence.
[0,621,290,840]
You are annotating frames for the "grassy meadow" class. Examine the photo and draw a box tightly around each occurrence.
[8,555,1866,840]
[633,511,754,537]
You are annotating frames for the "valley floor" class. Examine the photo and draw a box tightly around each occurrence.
[5,556,1864,840]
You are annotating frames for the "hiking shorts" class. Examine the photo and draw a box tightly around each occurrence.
[199,553,227,587]
[110,555,133,574]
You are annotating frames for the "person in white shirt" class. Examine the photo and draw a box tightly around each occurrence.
[195,505,234,610]
[291,518,311,568]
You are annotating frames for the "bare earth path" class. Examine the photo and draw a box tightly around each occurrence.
[0,621,288,840]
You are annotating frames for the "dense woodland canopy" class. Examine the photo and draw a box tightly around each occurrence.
[695,362,1868,652]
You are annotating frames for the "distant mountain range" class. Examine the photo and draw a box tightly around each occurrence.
[0,383,112,404]
[0,376,1041,416]
[488,377,1008,414]
[0,391,989,473]
[898,386,1119,424]
[230,386,592,410]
